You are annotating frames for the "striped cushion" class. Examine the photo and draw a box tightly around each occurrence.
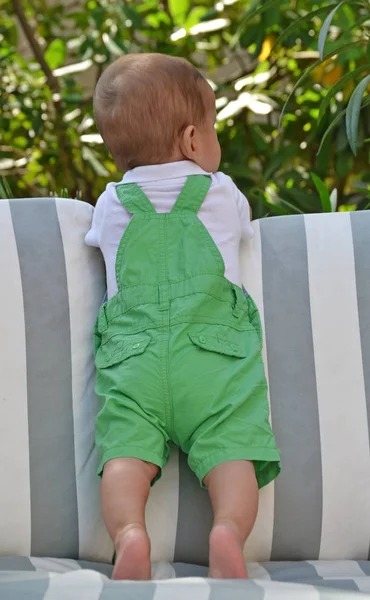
[1,201,370,564]
[2,558,370,596]
[241,213,370,562]
[0,199,112,561]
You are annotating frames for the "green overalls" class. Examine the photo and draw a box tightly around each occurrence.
[94,175,280,487]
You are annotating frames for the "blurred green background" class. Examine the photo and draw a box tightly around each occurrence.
[1,0,370,216]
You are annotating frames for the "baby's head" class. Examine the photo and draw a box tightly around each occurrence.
[93,53,221,173]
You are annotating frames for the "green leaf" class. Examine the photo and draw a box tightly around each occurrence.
[346,74,370,155]
[318,0,345,61]
[338,3,355,28]
[275,197,304,214]
[339,203,358,212]
[122,5,142,28]
[263,145,299,181]
[318,64,370,124]
[168,0,190,25]
[262,4,280,29]
[184,7,208,30]
[272,4,339,50]
[45,39,66,70]
[279,41,360,129]
[259,198,291,216]
[231,0,284,48]
[311,172,332,212]
[0,176,13,199]
[277,188,316,212]
[317,106,347,155]
[317,98,370,155]
[145,10,171,28]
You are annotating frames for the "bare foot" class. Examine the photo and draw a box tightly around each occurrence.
[209,523,248,579]
[112,526,151,580]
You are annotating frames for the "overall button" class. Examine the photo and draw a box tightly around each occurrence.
[199,336,206,345]
[132,343,141,350]
[231,343,238,352]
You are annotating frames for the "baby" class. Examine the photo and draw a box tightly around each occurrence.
[86,53,280,581]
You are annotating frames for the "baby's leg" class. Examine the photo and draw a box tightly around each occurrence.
[204,460,258,579]
[101,457,159,580]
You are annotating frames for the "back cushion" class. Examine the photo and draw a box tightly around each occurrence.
[1,201,370,564]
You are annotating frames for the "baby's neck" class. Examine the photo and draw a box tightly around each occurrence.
[162,148,188,164]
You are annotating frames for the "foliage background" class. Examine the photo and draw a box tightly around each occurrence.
[1,0,370,216]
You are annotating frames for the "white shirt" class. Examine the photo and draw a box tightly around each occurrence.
[85,161,253,299]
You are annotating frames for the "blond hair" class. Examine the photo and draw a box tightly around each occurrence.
[93,53,208,171]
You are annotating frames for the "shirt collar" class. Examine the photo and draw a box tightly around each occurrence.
[121,161,211,184]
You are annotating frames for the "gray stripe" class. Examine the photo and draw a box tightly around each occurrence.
[350,212,370,559]
[263,561,321,582]
[10,199,78,558]
[263,560,360,592]
[0,576,49,600]
[0,557,36,571]
[173,563,208,578]
[260,216,322,560]
[99,581,156,600]
[209,580,264,600]
[174,451,213,565]
[316,580,360,591]
[358,560,370,576]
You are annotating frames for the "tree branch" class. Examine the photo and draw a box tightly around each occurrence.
[11,0,92,199]
[12,0,60,93]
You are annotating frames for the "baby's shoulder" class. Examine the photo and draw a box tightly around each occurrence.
[211,171,235,189]
[209,171,239,204]
[98,180,122,205]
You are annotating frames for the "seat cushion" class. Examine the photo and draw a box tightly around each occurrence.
[1,557,370,597]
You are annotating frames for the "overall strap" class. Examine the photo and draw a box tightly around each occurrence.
[171,175,212,214]
[116,183,156,215]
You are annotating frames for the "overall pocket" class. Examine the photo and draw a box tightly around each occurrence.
[188,325,252,358]
[95,333,151,369]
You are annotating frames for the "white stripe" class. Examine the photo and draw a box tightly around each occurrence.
[240,223,271,407]
[43,569,104,600]
[152,562,176,580]
[0,201,31,555]
[147,447,179,563]
[241,223,275,562]
[153,579,210,600]
[56,200,112,562]
[308,560,366,579]
[256,580,320,600]
[29,557,81,573]
[305,213,370,559]
[248,562,271,579]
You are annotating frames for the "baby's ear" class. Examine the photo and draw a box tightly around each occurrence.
[180,125,197,160]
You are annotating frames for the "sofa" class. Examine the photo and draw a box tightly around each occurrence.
[1,197,370,599]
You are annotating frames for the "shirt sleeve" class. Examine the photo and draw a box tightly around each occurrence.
[232,183,254,241]
[85,190,107,248]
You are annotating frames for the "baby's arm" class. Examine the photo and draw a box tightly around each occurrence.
[231,182,254,241]
[85,190,107,249]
